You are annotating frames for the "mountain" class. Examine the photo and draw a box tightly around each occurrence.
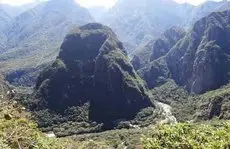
[0,3,38,18]
[0,3,38,33]
[1,0,93,86]
[131,27,186,70]
[186,0,230,27]
[0,9,10,50]
[100,0,194,48]
[5,0,92,46]
[0,8,11,29]
[29,23,163,135]
[100,0,230,51]
[138,10,230,94]
[2,0,229,86]
[0,3,38,52]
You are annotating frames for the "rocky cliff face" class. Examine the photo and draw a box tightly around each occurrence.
[167,10,230,94]
[138,10,230,94]
[186,1,230,27]
[131,27,185,70]
[150,27,185,61]
[134,27,185,88]
[33,23,156,130]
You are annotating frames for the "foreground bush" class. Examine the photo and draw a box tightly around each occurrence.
[0,100,109,149]
[142,122,230,149]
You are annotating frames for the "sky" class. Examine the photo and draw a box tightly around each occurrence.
[0,0,223,7]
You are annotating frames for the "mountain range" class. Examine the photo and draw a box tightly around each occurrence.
[0,0,229,86]
[137,10,230,94]
[0,0,230,147]
[0,0,93,86]
[100,0,230,50]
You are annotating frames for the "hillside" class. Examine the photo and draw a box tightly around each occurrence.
[100,0,194,47]
[1,1,230,148]
[0,0,93,86]
[99,0,230,52]
[138,10,230,94]
[1,0,230,87]
[186,0,230,27]
[23,23,169,136]
[131,27,186,70]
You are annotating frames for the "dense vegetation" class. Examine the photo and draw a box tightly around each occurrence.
[142,121,230,149]
[1,79,230,148]
[137,10,230,94]
[1,1,230,148]
[28,23,162,136]
[1,97,230,149]
[0,99,110,149]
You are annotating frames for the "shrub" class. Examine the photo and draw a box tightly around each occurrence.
[142,121,230,149]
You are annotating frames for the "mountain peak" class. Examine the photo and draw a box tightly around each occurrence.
[34,23,155,130]
[59,23,123,63]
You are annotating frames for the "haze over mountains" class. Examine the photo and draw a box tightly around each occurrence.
[138,10,230,94]
[0,0,93,85]
[99,0,229,48]
[0,0,229,86]
[1,0,230,148]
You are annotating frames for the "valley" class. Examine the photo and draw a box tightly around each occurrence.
[0,0,230,148]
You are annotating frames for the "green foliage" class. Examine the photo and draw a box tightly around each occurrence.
[150,80,198,122]
[142,121,230,149]
[200,84,230,99]
[195,84,230,120]
[32,104,103,137]
[0,99,108,149]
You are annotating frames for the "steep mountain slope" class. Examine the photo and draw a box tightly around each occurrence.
[100,0,230,50]
[100,0,194,47]
[0,3,36,30]
[0,8,11,30]
[0,3,38,53]
[0,9,10,50]
[1,0,93,86]
[139,10,230,94]
[30,23,163,134]
[187,0,230,27]
[131,27,185,70]
[167,10,230,94]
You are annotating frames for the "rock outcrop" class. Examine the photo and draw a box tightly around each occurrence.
[138,10,230,94]
[167,10,230,94]
[33,23,155,129]
[131,27,185,71]
[150,27,185,61]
